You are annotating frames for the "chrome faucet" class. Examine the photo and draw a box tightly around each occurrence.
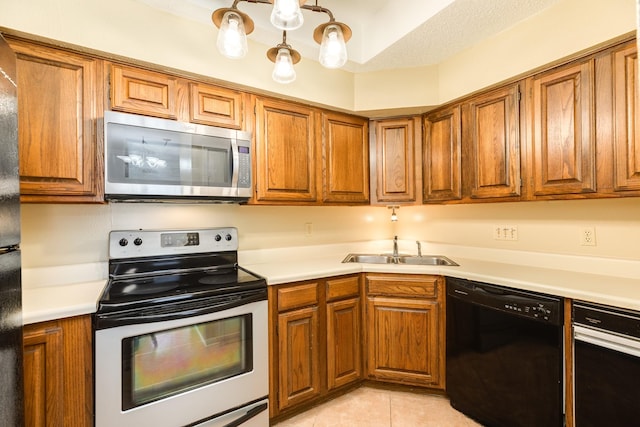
[392,236,399,258]
[416,240,422,257]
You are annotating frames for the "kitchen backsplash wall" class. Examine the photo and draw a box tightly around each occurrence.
[396,198,640,261]
[19,203,393,268]
[21,197,640,269]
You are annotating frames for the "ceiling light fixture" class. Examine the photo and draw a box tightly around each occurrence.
[212,0,352,83]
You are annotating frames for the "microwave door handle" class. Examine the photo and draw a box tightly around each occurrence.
[230,137,239,191]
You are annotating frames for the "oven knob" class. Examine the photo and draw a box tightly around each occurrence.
[134,238,143,246]
[119,238,128,247]
[225,234,232,241]
[215,234,222,242]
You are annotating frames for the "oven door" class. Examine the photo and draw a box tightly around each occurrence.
[94,300,268,427]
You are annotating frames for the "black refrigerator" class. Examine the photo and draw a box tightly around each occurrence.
[0,33,24,425]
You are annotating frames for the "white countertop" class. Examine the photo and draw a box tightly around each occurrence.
[21,241,640,324]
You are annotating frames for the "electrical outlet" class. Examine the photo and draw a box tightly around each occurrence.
[580,227,596,246]
[493,225,503,240]
[304,222,313,236]
[493,225,518,240]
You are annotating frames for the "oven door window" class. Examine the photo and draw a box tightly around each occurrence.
[121,314,253,410]
[106,122,232,188]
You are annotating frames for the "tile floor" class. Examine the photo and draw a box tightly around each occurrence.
[272,386,482,427]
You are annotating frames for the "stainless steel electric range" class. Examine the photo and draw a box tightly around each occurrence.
[94,228,268,427]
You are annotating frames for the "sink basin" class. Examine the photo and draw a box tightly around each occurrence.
[341,254,396,264]
[397,255,458,266]
[342,253,458,266]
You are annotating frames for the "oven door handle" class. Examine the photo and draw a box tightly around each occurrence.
[574,324,640,358]
[95,291,266,329]
[223,402,268,427]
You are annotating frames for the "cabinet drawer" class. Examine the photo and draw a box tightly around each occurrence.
[277,283,318,311]
[366,274,438,298]
[326,275,360,302]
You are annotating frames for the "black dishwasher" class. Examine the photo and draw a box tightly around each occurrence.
[446,277,564,427]
[573,301,640,427]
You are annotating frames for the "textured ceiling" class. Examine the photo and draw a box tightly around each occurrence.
[137,0,561,72]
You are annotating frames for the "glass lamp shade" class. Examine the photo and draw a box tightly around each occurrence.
[270,0,304,30]
[319,24,348,68]
[272,48,297,84]
[216,11,249,59]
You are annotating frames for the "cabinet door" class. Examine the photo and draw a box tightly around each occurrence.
[321,112,370,203]
[423,106,462,201]
[374,118,418,203]
[110,64,177,119]
[612,44,640,192]
[466,84,521,199]
[277,306,321,410]
[326,297,361,390]
[366,296,441,386]
[23,323,64,427]
[23,316,93,427]
[530,60,596,196]
[254,98,318,202]
[9,39,102,202]
[189,82,243,129]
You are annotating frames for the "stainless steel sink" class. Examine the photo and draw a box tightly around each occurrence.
[397,255,458,266]
[342,253,458,266]
[341,254,396,264]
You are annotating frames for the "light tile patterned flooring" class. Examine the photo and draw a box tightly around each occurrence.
[272,386,482,427]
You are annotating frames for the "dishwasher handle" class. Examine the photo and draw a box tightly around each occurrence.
[574,324,640,358]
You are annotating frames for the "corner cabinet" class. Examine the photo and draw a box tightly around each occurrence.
[8,38,104,203]
[269,275,362,419]
[23,315,93,427]
[371,117,421,204]
[423,106,462,202]
[365,274,445,389]
[321,112,370,204]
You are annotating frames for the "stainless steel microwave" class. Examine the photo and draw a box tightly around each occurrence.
[104,110,252,202]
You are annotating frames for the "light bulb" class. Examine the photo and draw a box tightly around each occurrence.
[216,11,248,59]
[270,0,304,30]
[272,48,296,84]
[391,208,398,222]
[319,24,347,69]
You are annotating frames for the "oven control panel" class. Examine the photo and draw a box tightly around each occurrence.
[109,227,239,258]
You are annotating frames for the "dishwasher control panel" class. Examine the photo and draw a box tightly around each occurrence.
[447,277,563,325]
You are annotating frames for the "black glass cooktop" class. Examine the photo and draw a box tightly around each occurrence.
[97,252,266,314]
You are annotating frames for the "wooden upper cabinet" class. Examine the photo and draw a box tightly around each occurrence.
[423,105,462,202]
[9,39,103,202]
[373,117,419,203]
[321,112,369,204]
[254,97,318,202]
[612,43,640,192]
[465,84,521,199]
[530,60,596,196]
[110,64,177,119]
[189,82,243,129]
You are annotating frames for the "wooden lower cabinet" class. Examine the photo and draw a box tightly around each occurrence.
[269,275,362,418]
[365,274,445,389]
[23,315,93,427]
